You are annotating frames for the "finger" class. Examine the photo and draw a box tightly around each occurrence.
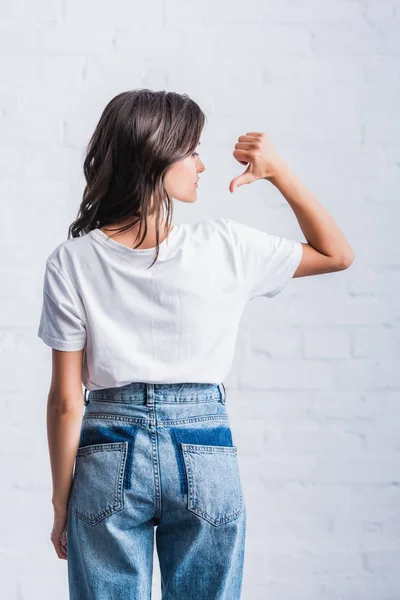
[52,530,68,558]
[235,142,255,150]
[237,136,258,145]
[53,541,68,560]
[233,148,250,161]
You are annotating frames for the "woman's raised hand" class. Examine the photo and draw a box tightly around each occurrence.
[229,132,288,193]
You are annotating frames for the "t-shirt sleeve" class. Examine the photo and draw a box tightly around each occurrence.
[37,259,86,351]
[224,218,303,299]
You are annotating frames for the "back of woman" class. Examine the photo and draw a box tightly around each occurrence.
[38,89,354,600]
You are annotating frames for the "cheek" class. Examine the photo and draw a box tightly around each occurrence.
[166,162,195,190]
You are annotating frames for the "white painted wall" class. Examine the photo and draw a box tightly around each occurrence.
[1,0,399,598]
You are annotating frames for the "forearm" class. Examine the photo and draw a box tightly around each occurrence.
[47,397,83,511]
[268,162,355,263]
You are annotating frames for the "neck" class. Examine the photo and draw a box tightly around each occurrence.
[100,216,173,250]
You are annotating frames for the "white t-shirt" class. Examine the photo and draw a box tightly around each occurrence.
[37,217,303,390]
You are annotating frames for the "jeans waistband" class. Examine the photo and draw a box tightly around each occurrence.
[84,382,227,406]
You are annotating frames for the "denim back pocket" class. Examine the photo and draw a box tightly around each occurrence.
[71,441,128,526]
[181,443,243,527]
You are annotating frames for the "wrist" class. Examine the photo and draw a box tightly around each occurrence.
[52,500,68,514]
[265,160,291,186]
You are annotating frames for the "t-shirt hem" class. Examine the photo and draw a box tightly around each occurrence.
[38,330,86,351]
[267,240,303,298]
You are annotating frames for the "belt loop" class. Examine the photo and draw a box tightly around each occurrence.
[219,382,226,405]
[146,383,155,406]
[84,387,90,406]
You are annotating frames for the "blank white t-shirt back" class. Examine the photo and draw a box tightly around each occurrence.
[37,217,303,390]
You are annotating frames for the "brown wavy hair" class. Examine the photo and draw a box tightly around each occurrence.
[68,89,206,268]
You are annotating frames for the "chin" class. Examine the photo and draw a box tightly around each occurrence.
[176,194,197,204]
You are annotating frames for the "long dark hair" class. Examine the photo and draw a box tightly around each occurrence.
[68,89,206,267]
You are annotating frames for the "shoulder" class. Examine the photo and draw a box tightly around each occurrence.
[198,216,258,237]
[187,217,268,252]
[179,218,237,255]
[189,216,236,240]
[196,217,268,248]
[45,232,92,270]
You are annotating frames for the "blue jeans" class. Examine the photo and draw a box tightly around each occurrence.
[67,382,247,599]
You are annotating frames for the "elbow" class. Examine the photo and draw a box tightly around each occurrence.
[47,393,83,416]
[335,251,356,271]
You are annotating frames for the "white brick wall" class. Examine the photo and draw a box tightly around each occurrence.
[2,0,399,598]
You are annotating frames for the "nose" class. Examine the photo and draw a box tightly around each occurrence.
[197,157,206,173]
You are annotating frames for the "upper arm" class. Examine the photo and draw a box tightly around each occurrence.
[292,243,355,278]
[49,348,85,412]
[222,218,355,299]
[38,258,87,351]
[38,258,87,410]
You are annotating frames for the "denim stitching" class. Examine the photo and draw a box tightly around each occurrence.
[181,444,243,527]
[73,441,128,526]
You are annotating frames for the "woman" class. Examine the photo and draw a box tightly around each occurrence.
[37,89,355,599]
